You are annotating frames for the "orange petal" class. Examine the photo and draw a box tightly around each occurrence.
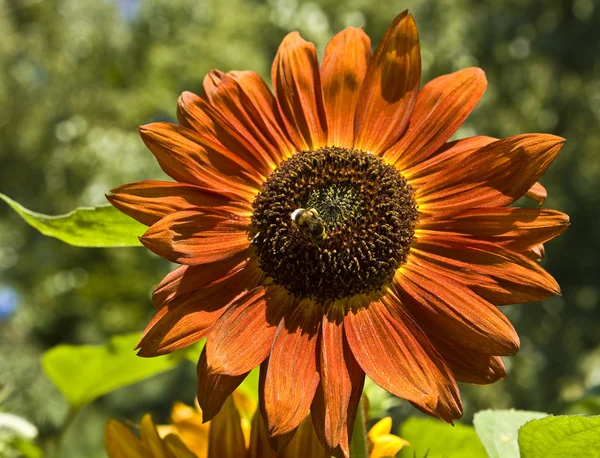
[395,262,520,355]
[404,136,497,183]
[354,11,420,154]
[206,286,292,376]
[178,90,274,178]
[525,182,547,205]
[344,298,462,422]
[203,69,226,99]
[418,207,569,251]
[410,235,561,305]
[384,67,487,168]
[152,255,248,310]
[140,207,250,266]
[311,313,364,456]
[207,396,248,458]
[202,71,295,168]
[417,134,564,214]
[271,32,327,151]
[262,301,321,436]
[107,180,250,227]
[229,70,297,160]
[197,348,249,423]
[436,343,506,385]
[320,27,371,148]
[524,243,546,263]
[140,122,260,200]
[137,262,263,356]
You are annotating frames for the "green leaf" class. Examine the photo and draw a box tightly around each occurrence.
[0,193,144,247]
[41,333,185,408]
[398,417,488,458]
[473,409,548,458]
[519,415,600,457]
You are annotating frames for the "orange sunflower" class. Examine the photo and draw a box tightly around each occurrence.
[108,10,569,457]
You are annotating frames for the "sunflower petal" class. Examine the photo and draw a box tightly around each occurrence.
[197,348,249,423]
[404,136,497,183]
[180,87,276,178]
[229,70,296,160]
[311,313,364,456]
[344,299,462,422]
[272,32,327,150]
[384,67,487,168]
[411,235,561,305]
[140,207,250,266]
[354,11,420,154]
[263,300,321,436]
[152,256,248,309]
[526,182,547,205]
[280,414,330,458]
[206,286,292,376]
[107,180,249,227]
[395,262,520,355]
[321,27,371,148]
[137,262,263,356]
[417,134,564,214]
[140,122,260,199]
[418,207,570,251]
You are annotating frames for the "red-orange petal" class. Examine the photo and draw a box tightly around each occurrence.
[404,136,497,184]
[416,134,564,214]
[311,313,365,457]
[197,347,249,423]
[418,207,570,251]
[203,69,226,99]
[179,89,274,178]
[229,70,297,160]
[107,180,249,227]
[249,409,279,458]
[344,298,462,422]
[384,67,487,168]
[410,235,561,305]
[526,181,547,205]
[272,32,327,151]
[136,262,263,356]
[139,122,260,200]
[432,339,507,385]
[262,301,321,437]
[206,286,293,376]
[320,27,371,148]
[140,207,250,266]
[394,262,520,355]
[280,414,330,458]
[152,255,248,310]
[354,11,420,154]
[524,243,546,263]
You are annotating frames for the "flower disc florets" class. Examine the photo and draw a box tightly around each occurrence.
[252,147,418,304]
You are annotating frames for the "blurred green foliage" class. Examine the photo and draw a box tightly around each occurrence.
[1,0,599,456]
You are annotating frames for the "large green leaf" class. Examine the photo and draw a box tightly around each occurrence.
[519,415,600,457]
[398,417,487,458]
[41,333,187,408]
[0,193,144,247]
[473,409,548,458]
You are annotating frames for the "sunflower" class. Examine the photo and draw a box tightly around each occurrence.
[104,392,408,458]
[108,9,569,457]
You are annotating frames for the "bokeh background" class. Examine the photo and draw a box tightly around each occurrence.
[1,0,598,456]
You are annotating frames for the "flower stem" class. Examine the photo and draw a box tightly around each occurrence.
[349,397,369,458]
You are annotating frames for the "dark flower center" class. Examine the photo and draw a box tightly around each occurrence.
[251,146,417,304]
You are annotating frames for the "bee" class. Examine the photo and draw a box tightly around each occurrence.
[291,208,326,243]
